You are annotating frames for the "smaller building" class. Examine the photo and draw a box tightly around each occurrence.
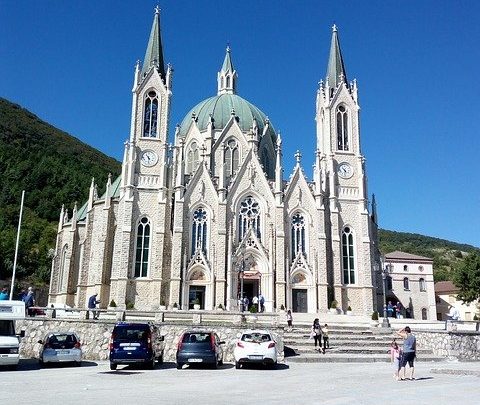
[379,251,436,320]
[434,281,480,321]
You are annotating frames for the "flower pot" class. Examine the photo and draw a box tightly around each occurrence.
[329,308,339,314]
[193,304,201,310]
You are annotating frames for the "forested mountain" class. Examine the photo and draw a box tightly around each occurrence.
[0,98,478,286]
[0,97,121,283]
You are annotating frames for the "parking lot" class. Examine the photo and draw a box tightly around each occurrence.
[1,360,479,404]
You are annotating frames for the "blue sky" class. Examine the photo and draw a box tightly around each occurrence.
[1,1,479,248]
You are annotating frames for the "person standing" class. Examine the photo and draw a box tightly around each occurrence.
[390,339,402,380]
[88,293,101,320]
[396,302,403,319]
[0,287,8,300]
[397,326,416,380]
[24,287,36,316]
[243,296,249,312]
[252,295,259,312]
[322,324,330,351]
[312,318,324,353]
[387,301,394,317]
[259,294,265,312]
[286,310,293,331]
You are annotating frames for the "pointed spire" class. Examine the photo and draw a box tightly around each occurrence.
[326,24,348,91]
[142,5,166,80]
[217,46,238,95]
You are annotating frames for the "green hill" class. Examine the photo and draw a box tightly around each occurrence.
[0,97,121,283]
[0,97,477,286]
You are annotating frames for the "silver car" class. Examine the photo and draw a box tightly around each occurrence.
[38,332,82,366]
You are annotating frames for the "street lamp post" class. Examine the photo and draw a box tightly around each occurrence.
[234,246,246,312]
[376,256,391,328]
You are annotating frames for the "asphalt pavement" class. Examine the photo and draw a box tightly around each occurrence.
[1,359,478,404]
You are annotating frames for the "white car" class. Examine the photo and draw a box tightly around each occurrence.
[233,329,277,369]
[38,332,82,366]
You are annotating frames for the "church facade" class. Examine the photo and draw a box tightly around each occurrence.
[48,9,379,314]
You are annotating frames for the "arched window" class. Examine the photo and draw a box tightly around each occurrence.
[134,217,151,277]
[143,91,159,137]
[226,76,231,87]
[341,227,355,284]
[187,141,200,175]
[403,265,408,272]
[421,308,428,320]
[225,139,239,180]
[403,277,409,290]
[191,207,208,257]
[239,196,261,241]
[261,148,270,177]
[419,278,426,292]
[59,244,68,291]
[336,105,349,151]
[291,212,306,260]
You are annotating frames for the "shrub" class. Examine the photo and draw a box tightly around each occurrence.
[280,304,285,311]
[160,299,166,306]
[193,298,200,305]
[173,302,178,308]
[249,305,258,313]
[217,303,224,310]
[474,314,478,321]
[371,311,379,320]
[347,306,352,311]
[126,301,134,310]
[109,299,117,308]
[330,300,338,309]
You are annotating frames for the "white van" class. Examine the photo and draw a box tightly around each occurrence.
[0,300,25,369]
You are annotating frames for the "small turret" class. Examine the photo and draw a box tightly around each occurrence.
[88,178,95,211]
[217,46,238,95]
[142,6,166,81]
[104,173,112,209]
[326,24,348,93]
[274,134,283,204]
[58,204,65,232]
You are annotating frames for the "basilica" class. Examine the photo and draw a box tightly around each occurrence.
[48,8,379,314]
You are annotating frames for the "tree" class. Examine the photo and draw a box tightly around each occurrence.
[452,253,480,303]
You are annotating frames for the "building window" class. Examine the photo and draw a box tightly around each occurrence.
[187,141,200,175]
[59,244,68,291]
[403,277,409,290]
[239,196,261,241]
[191,207,208,257]
[291,212,306,260]
[421,308,428,320]
[403,265,408,271]
[386,275,393,291]
[342,227,355,284]
[261,148,270,177]
[143,91,158,137]
[336,105,349,151]
[419,278,426,292]
[134,217,151,277]
[225,139,239,180]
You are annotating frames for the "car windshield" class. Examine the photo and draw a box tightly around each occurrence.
[0,320,15,336]
[241,333,271,343]
[48,334,77,349]
[114,327,149,341]
[183,332,211,343]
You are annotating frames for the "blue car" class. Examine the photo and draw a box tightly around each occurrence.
[109,323,164,370]
[176,330,225,369]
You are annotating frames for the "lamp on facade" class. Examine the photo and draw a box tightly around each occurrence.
[374,255,392,328]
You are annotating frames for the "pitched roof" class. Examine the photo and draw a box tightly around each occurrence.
[142,7,166,80]
[384,251,433,262]
[434,281,458,294]
[326,24,348,89]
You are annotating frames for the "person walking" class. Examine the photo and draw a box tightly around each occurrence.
[243,296,249,312]
[88,293,101,320]
[387,301,394,317]
[311,318,324,353]
[397,326,416,380]
[259,294,265,312]
[0,287,8,300]
[390,339,402,380]
[322,324,330,351]
[252,295,259,312]
[286,310,293,331]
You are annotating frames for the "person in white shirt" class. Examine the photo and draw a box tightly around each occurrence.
[252,296,259,312]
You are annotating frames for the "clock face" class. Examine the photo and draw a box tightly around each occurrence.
[141,150,158,167]
[337,162,353,179]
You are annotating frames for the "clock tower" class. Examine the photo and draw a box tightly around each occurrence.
[315,24,375,311]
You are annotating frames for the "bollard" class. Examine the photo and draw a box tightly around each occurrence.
[116,310,126,322]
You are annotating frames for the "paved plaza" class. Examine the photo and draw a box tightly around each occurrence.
[1,360,479,404]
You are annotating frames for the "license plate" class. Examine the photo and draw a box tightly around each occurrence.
[249,355,263,360]
[58,350,70,354]
[123,347,137,351]
[188,358,203,363]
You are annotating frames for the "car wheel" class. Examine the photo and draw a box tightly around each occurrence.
[147,358,155,370]
[235,361,240,369]
[110,362,117,370]
[176,363,183,370]
[218,357,223,366]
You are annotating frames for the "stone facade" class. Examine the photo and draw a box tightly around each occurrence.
[415,330,480,361]
[48,12,378,315]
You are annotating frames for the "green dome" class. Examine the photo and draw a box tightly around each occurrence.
[179,93,275,139]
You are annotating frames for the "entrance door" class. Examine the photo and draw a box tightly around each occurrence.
[188,286,206,309]
[292,289,308,313]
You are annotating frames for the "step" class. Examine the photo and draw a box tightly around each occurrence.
[284,340,405,349]
[285,353,445,363]
[285,345,434,355]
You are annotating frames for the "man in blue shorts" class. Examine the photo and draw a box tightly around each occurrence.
[397,326,416,381]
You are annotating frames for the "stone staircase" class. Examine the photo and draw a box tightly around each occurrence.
[283,324,445,363]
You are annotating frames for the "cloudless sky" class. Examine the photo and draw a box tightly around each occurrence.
[1,1,479,248]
